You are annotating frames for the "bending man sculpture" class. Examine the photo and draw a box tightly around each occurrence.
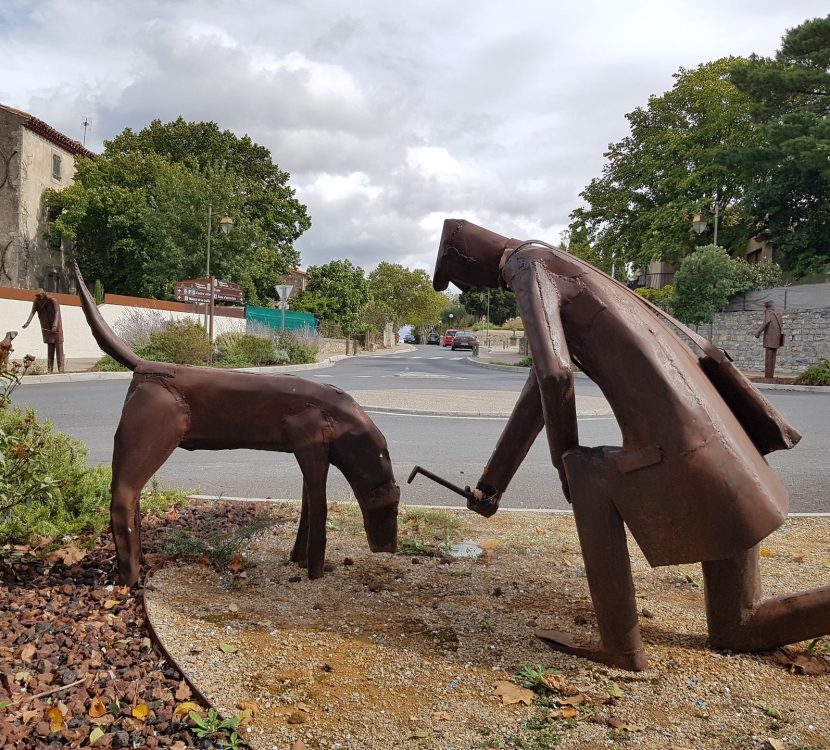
[22,288,65,373]
[429,218,829,671]
[74,265,399,587]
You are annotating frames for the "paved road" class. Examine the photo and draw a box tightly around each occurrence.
[15,346,830,512]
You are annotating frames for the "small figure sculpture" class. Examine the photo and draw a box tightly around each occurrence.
[414,218,829,671]
[74,265,399,587]
[755,300,784,379]
[22,289,65,373]
[0,331,16,368]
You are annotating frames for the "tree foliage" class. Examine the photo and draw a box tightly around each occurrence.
[366,262,447,332]
[46,117,310,303]
[570,59,760,272]
[727,16,830,276]
[458,288,518,325]
[673,245,746,325]
[294,259,369,335]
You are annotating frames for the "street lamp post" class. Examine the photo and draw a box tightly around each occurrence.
[693,202,719,245]
[206,206,233,363]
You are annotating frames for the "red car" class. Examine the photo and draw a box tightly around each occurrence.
[442,329,459,346]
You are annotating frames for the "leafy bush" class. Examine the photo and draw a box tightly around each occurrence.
[94,354,129,372]
[278,328,319,364]
[215,332,279,368]
[635,285,675,312]
[471,321,524,332]
[795,359,830,386]
[732,259,783,291]
[0,403,112,544]
[673,245,746,325]
[1,361,186,546]
[142,319,211,365]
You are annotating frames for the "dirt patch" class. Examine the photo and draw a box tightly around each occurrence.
[146,503,830,750]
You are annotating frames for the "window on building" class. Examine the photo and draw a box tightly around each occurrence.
[52,153,62,180]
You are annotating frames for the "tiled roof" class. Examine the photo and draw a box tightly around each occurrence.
[0,102,96,159]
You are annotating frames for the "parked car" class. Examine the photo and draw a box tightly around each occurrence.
[403,333,416,344]
[451,331,478,351]
[442,329,460,346]
[426,331,440,345]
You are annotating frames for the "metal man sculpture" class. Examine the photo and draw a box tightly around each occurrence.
[755,300,784,379]
[22,289,65,373]
[74,265,399,587]
[422,218,828,671]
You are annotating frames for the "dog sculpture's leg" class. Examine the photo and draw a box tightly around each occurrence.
[290,481,310,565]
[111,381,188,586]
[294,446,330,579]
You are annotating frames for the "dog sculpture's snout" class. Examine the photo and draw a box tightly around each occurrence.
[364,483,400,553]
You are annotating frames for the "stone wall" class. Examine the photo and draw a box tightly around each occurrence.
[698,309,830,374]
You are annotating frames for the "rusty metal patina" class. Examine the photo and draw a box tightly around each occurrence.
[74,264,399,588]
[413,218,828,671]
[22,289,64,372]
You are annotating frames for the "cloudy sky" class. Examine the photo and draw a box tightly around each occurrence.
[1,1,827,275]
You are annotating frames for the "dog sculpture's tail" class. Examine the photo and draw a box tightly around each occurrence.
[74,264,141,371]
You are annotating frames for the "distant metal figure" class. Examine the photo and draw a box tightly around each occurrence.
[74,264,400,587]
[414,218,828,671]
[22,289,65,373]
[0,331,16,368]
[755,300,784,379]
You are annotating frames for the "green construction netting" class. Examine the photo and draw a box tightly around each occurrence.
[245,305,317,332]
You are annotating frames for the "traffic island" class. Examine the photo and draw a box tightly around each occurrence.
[145,501,830,750]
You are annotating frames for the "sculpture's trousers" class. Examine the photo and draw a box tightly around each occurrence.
[764,347,777,379]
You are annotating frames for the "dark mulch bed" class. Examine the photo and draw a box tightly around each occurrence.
[0,501,259,749]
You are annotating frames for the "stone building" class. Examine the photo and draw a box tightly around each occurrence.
[0,103,95,292]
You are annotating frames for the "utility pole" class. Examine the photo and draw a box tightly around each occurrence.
[81,117,91,147]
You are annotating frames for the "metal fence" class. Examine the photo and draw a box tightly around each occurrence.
[726,283,830,312]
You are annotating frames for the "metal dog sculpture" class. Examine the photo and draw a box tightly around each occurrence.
[74,264,399,587]
[0,331,16,367]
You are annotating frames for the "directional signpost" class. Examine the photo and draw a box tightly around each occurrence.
[275,284,293,330]
[174,278,245,362]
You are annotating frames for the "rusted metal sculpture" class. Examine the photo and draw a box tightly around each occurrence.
[755,300,784,379]
[414,218,828,671]
[0,331,16,367]
[22,289,65,373]
[74,265,399,587]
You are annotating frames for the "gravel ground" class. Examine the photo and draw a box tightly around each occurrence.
[146,502,830,750]
[0,500,260,749]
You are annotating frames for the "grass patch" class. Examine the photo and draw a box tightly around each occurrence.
[397,506,463,557]
[161,510,278,572]
[795,359,830,386]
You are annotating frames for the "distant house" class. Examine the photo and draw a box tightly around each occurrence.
[0,103,95,292]
[280,268,308,299]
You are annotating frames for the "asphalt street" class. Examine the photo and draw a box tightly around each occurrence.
[14,345,830,512]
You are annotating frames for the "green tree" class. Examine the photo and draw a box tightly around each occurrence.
[458,288,518,325]
[728,16,830,276]
[673,244,746,325]
[366,262,447,332]
[570,59,759,272]
[299,259,369,335]
[46,118,310,303]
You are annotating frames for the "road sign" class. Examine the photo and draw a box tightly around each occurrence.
[275,284,293,310]
[174,278,244,304]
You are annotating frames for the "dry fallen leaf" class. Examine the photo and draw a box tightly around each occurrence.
[237,701,258,717]
[558,693,590,706]
[542,674,580,695]
[219,642,239,654]
[89,697,107,719]
[478,539,501,552]
[20,643,36,663]
[550,706,579,719]
[175,680,192,700]
[47,707,66,732]
[88,727,105,746]
[760,548,772,558]
[793,554,805,563]
[131,703,149,720]
[291,741,307,750]
[103,599,120,610]
[228,603,239,613]
[432,710,452,721]
[174,702,202,719]
[229,553,245,573]
[789,653,827,676]
[494,681,535,706]
[46,545,87,565]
